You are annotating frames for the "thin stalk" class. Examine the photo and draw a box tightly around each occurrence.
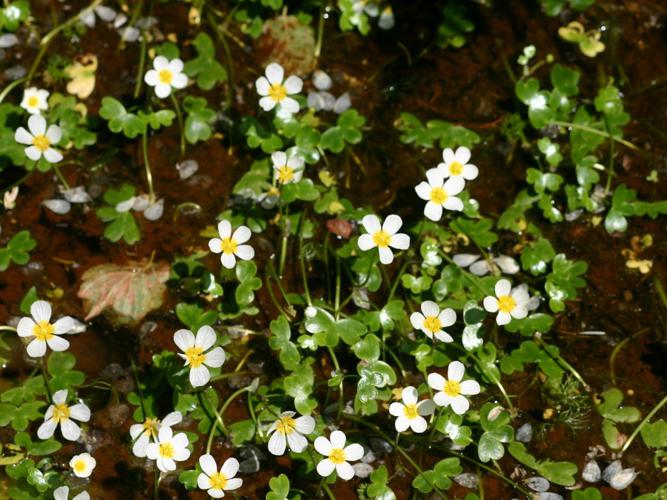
[551,120,638,150]
[322,483,335,500]
[534,334,590,390]
[141,132,156,202]
[621,393,667,454]
[170,93,186,157]
[130,359,147,420]
[327,346,344,420]
[208,371,250,384]
[266,261,293,318]
[134,35,148,99]
[0,77,27,105]
[388,259,410,301]
[314,4,325,60]
[154,469,160,500]
[609,328,650,385]
[603,114,616,195]
[52,164,71,190]
[298,212,313,307]
[41,357,52,402]
[653,274,667,310]
[334,254,341,319]
[0,326,17,332]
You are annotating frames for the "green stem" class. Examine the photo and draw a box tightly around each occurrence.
[551,120,638,150]
[154,468,160,500]
[266,261,293,318]
[142,132,156,202]
[603,114,616,195]
[130,359,148,420]
[327,346,344,421]
[298,212,313,307]
[322,483,335,500]
[41,357,52,402]
[0,77,26,105]
[52,164,71,190]
[609,328,650,386]
[334,254,341,319]
[170,93,185,157]
[134,35,148,99]
[388,259,410,301]
[621,393,667,454]
[314,4,325,60]
[0,326,17,332]
[534,334,590,390]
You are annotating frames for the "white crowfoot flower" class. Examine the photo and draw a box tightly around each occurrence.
[409,301,456,343]
[197,455,242,498]
[15,114,63,163]
[144,56,187,98]
[483,278,529,325]
[69,452,96,478]
[53,486,90,500]
[20,87,49,114]
[255,63,303,114]
[357,214,410,265]
[314,430,364,480]
[267,411,315,455]
[174,326,226,387]
[146,426,191,472]
[16,300,76,358]
[428,361,481,415]
[437,146,479,181]
[389,386,435,433]
[271,151,304,185]
[208,220,255,269]
[415,170,465,221]
[129,411,182,458]
[37,389,90,441]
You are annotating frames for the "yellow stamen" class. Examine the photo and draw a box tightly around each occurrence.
[27,96,39,108]
[158,69,173,84]
[497,295,516,313]
[275,416,297,435]
[32,134,50,152]
[53,403,70,423]
[185,346,205,368]
[444,380,461,397]
[32,320,55,341]
[422,315,441,334]
[209,471,228,490]
[449,161,463,176]
[220,237,237,255]
[276,165,294,184]
[403,404,419,419]
[143,418,159,438]
[329,448,346,464]
[73,459,87,474]
[430,187,448,204]
[268,83,287,102]
[158,442,174,458]
[372,230,391,248]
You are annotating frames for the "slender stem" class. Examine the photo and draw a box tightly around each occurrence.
[0,77,27,105]
[298,212,313,307]
[0,326,17,332]
[534,334,590,390]
[621,393,667,454]
[41,357,52,402]
[266,261,293,318]
[653,275,667,310]
[447,449,532,497]
[130,359,148,420]
[388,259,410,301]
[52,164,71,190]
[327,346,344,421]
[551,120,638,150]
[609,328,650,385]
[141,132,155,202]
[322,483,335,500]
[134,35,147,99]
[153,468,160,500]
[603,114,616,195]
[208,371,250,384]
[170,93,185,157]
[314,4,325,60]
[334,254,341,319]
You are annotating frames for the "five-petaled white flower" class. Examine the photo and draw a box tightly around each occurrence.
[483,278,529,325]
[428,361,481,415]
[53,486,89,500]
[357,214,410,265]
[314,430,364,480]
[255,63,303,114]
[69,452,96,478]
[144,56,188,98]
[37,389,90,441]
[174,326,226,387]
[436,146,479,181]
[15,114,63,163]
[208,220,255,269]
[16,300,76,358]
[267,411,315,456]
[415,170,465,221]
[129,411,182,458]
[146,426,191,472]
[20,87,49,114]
[271,151,304,185]
[410,301,456,343]
[197,455,243,498]
[389,386,435,433]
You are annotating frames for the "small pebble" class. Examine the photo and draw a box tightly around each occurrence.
[353,463,373,478]
[333,92,352,113]
[42,199,71,214]
[516,423,533,443]
[0,34,18,48]
[526,477,550,492]
[143,199,164,221]
[602,460,622,484]
[582,460,601,482]
[313,70,332,90]
[176,159,199,180]
[454,472,478,489]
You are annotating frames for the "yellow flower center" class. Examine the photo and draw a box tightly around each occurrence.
[275,416,297,435]
[329,448,346,464]
[220,237,237,255]
[143,418,159,438]
[158,442,175,458]
[73,458,87,474]
[277,165,294,184]
[158,69,173,84]
[32,134,50,152]
[372,230,391,248]
[32,320,55,341]
[209,471,228,490]
[53,403,70,423]
[268,83,287,102]
[27,96,39,108]
[185,346,206,368]
[444,380,461,397]
[422,315,441,334]
[403,403,419,420]
[449,161,463,176]
[497,295,516,313]
[430,187,448,204]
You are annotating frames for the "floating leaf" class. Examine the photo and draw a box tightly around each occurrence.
[77,260,170,325]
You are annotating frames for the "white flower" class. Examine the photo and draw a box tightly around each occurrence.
[16,300,76,358]
[255,63,303,114]
[483,278,530,325]
[37,389,90,441]
[415,170,465,221]
[197,455,242,498]
[15,114,63,163]
[173,326,226,387]
[53,486,89,500]
[144,56,187,98]
[453,253,520,276]
[389,386,435,433]
[437,147,478,181]
[20,87,49,114]
[69,452,96,478]
[314,430,364,480]
[271,151,304,185]
[208,220,255,269]
[357,214,410,265]
[428,361,481,415]
[267,411,315,455]
[129,411,182,458]
[409,301,456,343]
[146,426,191,472]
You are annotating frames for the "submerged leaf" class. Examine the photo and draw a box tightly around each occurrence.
[77,261,169,325]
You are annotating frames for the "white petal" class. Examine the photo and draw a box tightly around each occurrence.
[427,373,445,391]
[357,234,375,251]
[161,411,183,427]
[329,430,346,449]
[483,296,499,312]
[511,306,528,319]
[171,73,188,89]
[443,197,464,212]
[132,433,149,457]
[146,443,159,460]
[463,163,479,180]
[46,335,69,352]
[424,201,443,221]
[402,386,418,405]
[46,125,62,144]
[378,246,394,265]
[173,446,191,462]
[168,58,184,74]
[426,168,445,186]
[495,279,512,297]
[496,311,511,325]
[43,148,63,163]
[453,253,480,267]
[495,256,520,275]
[283,75,303,94]
[455,147,471,164]
[286,431,307,452]
[255,76,270,96]
[433,392,452,407]
[24,145,41,161]
[361,214,381,233]
[17,317,36,337]
[204,347,225,368]
[14,127,33,145]
[417,399,436,416]
[199,454,217,476]
[450,395,470,415]
[314,436,332,455]
[144,69,158,86]
[511,287,530,305]
[69,403,91,422]
[220,252,236,269]
[421,301,439,317]
[37,418,57,439]
[158,425,173,443]
[415,181,431,200]
[153,56,169,70]
[434,331,454,343]
[460,380,481,395]
[410,416,428,433]
[61,419,81,441]
[174,329,195,352]
[189,365,211,387]
[389,402,405,417]
[395,416,410,432]
[382,214,403,235]
[26,339,47,357]
[221,457,239,478]
[410,312,425,331]
[52,390,68,404]
[198,472,212,490]
[208,238,222,254]
[389,233,410,250]
[54,486,69,500]
[470,260,491,276]
[317,459,335,477]
[336,462,355,480]
[217,220,232,238]
[271,151,287,167]
[31,300,52,323]
[279,97,300,114]
[28,114,46,136]
[439,308,456,327]
[259,96,276,111]
[294,416,315,435]
[195,325,216,350]
[265,63,284,85]
[448,361,465,382]
[268,432,287,455]
[235,245,254,261]
[442,148,455,164]
[232,226,251,244]
[154,83,172,98]
[53,316,74,334]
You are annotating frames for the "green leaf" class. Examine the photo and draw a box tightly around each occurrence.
[19,287,39,315]
[572,488,602,500]
[266,474,290,500]
[99,97,146,138]
[183,33,227,90]
[175,303,217,331]
[183,96,216,144]
[0,230,36,271]
[229,419,256,446]
[269,316,301,370]
[550,64,580,96]
[640,419,667,448]
[450,217,497,248]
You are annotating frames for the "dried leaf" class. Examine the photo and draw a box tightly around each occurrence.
[77,260,169,325]
[65,54,98,99]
